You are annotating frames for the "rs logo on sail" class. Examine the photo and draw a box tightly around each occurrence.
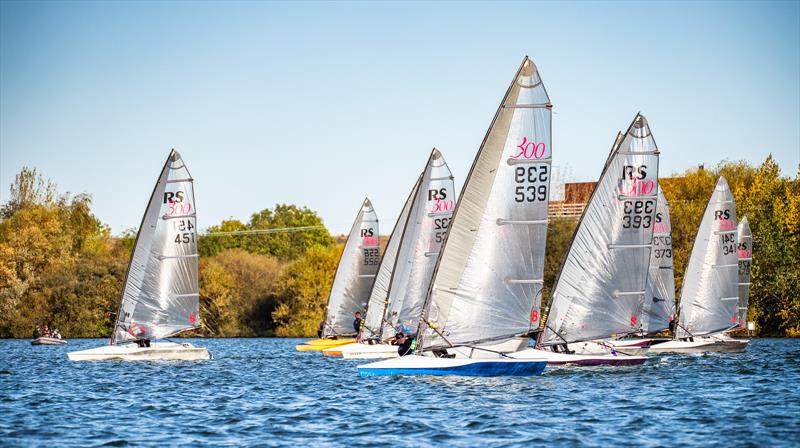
[163,191,185,204]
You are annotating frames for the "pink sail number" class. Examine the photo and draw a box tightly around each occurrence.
[432,198,454,213]
[167,202,192,216]
[510,137,546,160]
[718,218,735,231]
[618,177,655,196]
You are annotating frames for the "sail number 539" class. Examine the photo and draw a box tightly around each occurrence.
[514,165,548,203]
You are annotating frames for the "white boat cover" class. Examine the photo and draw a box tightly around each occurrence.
[737,216,752,327]
[542,114,660,345]
[113,150,201,344]
[383,149,455,337]
[418,57,553,350]
[677,177,738,337]
[360,178,419,339]
[641,189,675,333]
[322,199,380,337]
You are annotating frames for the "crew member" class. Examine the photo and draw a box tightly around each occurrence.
[353,311,362,334]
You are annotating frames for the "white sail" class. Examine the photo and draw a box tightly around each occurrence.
[641,188,676,333]
[737,216,752,328]
[418,57,553,351]
[383,149,455,337]
[360,176,420,339]
[677,177,738,338]
[322,199,380,337]
[542,114,660,345]
[113,150,200,343]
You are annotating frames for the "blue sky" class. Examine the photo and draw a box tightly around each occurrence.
[1,1,798,235]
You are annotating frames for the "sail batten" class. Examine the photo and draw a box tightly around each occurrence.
[112,150,200,344]
[418,57,553,351]
[542,114,660,345]
[322,199,380,338]
[677,177,739,338]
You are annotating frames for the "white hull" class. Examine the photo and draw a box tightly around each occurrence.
[358,354,547,377]
[509,347,647,366]
[649,337,749,354]
[67,341,211,361]
[323,342,400,359]
[31,337,68,346]
[575,339,652,356]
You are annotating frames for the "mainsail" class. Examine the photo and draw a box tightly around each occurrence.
[418,57,553,351]
[641,188,676,334]
[542,114,660,345]
[383,149,455,337]
[360,176,420,339]
[677,177,738,338]
[322,199,380,337]
[737,216,752,328]
[112,150,200,344]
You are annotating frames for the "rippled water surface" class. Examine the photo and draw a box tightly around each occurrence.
[1,338,799,446]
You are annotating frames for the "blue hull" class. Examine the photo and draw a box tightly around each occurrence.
[359,360,547,377]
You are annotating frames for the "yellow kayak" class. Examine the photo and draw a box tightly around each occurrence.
[295,338,356,352]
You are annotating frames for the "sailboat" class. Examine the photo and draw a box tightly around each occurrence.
[325,149,455,359]
[736,216,752,329]
[68,150,210,361]
[296,199,379,352]
[511,114,660,366]
[651,177,749,353]
[359,57,551,377]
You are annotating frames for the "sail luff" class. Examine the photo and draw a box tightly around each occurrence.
[542,114,660,345]
[677,177,738,338]
[360,175,421,339]
[641,188,675,334]
[417,56,553,351]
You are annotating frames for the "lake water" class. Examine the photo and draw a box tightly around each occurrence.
[1,338,799,446]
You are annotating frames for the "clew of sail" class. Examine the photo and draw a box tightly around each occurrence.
[736,216,752,328]
[113,150,200,344]
[641,188,675,334]
[542,114,660,346]
[360,176,421,339]
[677,177,738,338]
[418,57,552,351]
[323,199,380,338]
[383,149,456,338]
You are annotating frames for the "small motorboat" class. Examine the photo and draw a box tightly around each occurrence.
[31,337,67,346]
[67,341,210,361]
[358,355,547,377]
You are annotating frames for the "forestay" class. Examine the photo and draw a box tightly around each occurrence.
[322,199,380,338]
[360,176,420,339]
[542,114,660,345]
[641,189,675,334]
[677,177,738,338]
[737,216,752,328]
[383,149,455,337]
[113,150,200,344]
[418,57,553,351]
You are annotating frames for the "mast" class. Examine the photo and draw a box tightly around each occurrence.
[542,114,660,346]
[416,56,553,352]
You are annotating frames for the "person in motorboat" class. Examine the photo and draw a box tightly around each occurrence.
[33,326,42,339]
[353,311,362,334]
[52,328,62,339]
[42,324,51,338]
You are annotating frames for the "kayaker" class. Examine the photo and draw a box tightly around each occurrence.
[353,311,362,334]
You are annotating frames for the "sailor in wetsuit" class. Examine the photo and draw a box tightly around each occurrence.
[393,332,415,357]
[353,311,362,334]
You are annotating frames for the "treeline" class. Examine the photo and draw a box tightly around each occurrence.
[0,156,798,338]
